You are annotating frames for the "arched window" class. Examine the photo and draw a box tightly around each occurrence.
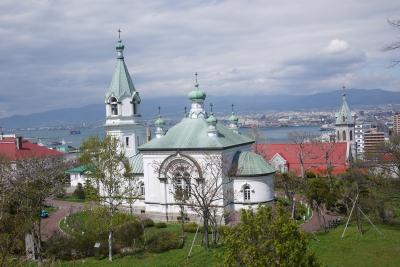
[243,185,251,201]
[110,97,118,116]
[342,115,346,123]
[337,131,340,140]
[139,182,145,196]
[350,130,353,141]
[173,167,191,199]
[342,130,346,141]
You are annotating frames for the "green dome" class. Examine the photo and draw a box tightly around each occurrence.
[116,40,125,50]
[206,113,217,125]
[231,151,275,177]
[188,89,206,102]
[229,112,239,123]
[155,115,165,127]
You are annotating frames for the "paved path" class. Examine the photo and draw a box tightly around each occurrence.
[41,199,85,240]
[301,209,341,232]
[275,192,341,233]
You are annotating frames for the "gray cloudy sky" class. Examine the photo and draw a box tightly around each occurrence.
[0,0,400,117]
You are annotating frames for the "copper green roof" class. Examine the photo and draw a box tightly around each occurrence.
[65,164,94,174]
[139,118,254,151]
[229,112,239,123]
[206,113,217,125]
[155,115,165,127]
[335,93,354,125]
[105,40,136,101]
[231,151,275,177]
[129,153,143,174]
[188,88,206,102]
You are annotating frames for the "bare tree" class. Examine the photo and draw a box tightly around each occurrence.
[80,136,139,261]
[154,153,232,249]
[288,132,316,179]
[374,134,400,178]
[7,155,65,262]
[384,18,400,66]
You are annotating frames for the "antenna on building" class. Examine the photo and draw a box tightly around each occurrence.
[210,103,213,113]
[158,106,161,115]
[231,104,234,112]
[118,29,121,40]
[184,106,187,117]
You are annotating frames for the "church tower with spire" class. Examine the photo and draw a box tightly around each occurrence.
[335,86,355,144]
[104,32,146,158]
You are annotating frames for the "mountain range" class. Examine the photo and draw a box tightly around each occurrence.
[1,89,399,128]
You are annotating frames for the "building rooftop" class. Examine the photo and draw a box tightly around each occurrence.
[139,118,254,151]
[0,137,63,161]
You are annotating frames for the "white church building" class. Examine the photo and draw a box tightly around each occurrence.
[91,37,275,221]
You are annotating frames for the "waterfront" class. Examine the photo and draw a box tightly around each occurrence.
[5,125,321,148]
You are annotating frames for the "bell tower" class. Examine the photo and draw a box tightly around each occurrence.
[104,31,146,158]
[335,86,356,145]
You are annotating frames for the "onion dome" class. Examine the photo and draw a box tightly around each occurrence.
[229,112,239,123]
[188,89,206,102]
[206,113,217,125]
[155,115,165,127]
[116,39,124,50]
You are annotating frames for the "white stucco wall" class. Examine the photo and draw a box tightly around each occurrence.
[231,174,274,210]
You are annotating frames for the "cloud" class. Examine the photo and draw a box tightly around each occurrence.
[324,39,349,54]
[0,0,400,117]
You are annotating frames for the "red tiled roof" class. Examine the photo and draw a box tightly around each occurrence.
[0,137,62,161]
[254,143,348,176]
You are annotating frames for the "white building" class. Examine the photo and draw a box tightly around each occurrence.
[354,123,371,157]
[92,38,276,221]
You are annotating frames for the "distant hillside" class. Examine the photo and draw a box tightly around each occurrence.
[1,89,399,128]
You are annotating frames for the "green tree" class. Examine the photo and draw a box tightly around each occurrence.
[274,171,303,219]
[79,136,139,261]
[305,177,337,231]
[223,204,319,267]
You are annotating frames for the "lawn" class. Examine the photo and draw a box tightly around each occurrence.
[51,209,400,267]
[53,223,222,267]
[309,223,400,267]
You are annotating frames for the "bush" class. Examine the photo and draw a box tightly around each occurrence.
[44,233,75,260]
[155,222,167,228]
[73,183,85,199]
[142,218,154,228]
[146,231,182,252]
[183,222,199,233]
[114,220,144,247]
[183,222,212,233]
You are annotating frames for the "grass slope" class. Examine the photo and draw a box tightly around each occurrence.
[310,223,400,267]
[56,221,221,267]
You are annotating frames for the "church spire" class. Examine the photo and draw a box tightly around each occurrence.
[335,85,354,125]
[188,72,207,119]
[228,104,239,133]
[105,30,137,102]
[155,106,165,138]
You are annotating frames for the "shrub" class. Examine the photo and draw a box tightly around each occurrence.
[155,222,167,228]
[114,220,144,247]
[73,183,85,199]
[183,222,199,233]
[44,233,75,260]
[142,218,154,228]
[182,222,212,233]
[146,231,182,252]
